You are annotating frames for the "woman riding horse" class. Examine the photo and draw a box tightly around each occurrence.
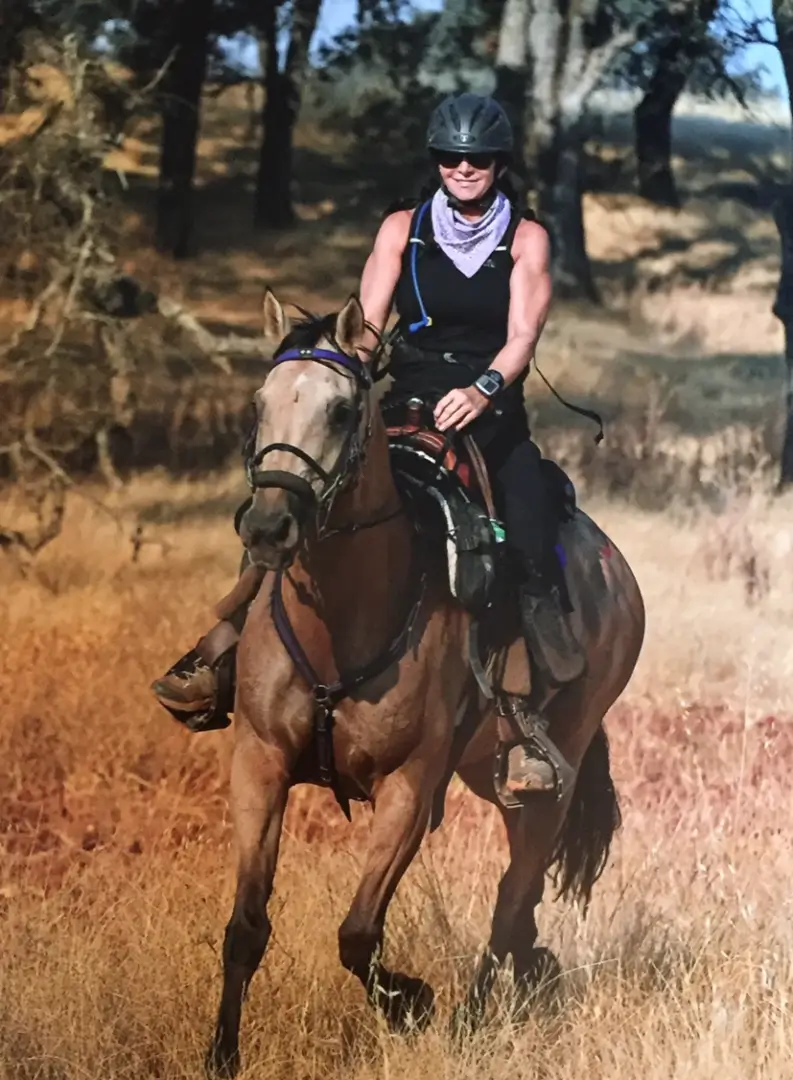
[151,92,583,794]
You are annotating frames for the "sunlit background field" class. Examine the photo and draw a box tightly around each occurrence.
[2,71,793,1080]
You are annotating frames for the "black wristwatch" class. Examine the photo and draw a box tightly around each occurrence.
[473,368,505,400]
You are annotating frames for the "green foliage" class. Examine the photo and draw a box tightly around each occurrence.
[312,6,451,174]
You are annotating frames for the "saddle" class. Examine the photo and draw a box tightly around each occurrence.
[384,398,577,616]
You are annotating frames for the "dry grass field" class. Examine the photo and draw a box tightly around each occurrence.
[1,85,793,1079]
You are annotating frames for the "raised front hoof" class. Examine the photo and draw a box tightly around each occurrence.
[205,1038,240,1080]
[371,972,435,1034]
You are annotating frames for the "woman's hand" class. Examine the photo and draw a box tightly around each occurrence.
[433,386,490,432]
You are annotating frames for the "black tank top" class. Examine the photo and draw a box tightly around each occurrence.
[389,198,526,407]
[394,199,523,355]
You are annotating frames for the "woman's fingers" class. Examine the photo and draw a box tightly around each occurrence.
[437,402,472,431]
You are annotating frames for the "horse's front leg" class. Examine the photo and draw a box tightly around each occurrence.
[338,764,434,1032]
[206,732,289,1078]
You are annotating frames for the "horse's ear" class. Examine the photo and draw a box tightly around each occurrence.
[263,288,291,342]
[334,295,366,355]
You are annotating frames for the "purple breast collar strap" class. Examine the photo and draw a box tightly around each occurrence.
[269,565,427,809]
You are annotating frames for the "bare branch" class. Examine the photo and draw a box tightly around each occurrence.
[157,296,273,369]
[0,484,65,555]
[562,26,638,118]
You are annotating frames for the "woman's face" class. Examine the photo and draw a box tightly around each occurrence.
[434,151,497,204]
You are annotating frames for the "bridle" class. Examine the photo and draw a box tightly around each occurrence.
[243,344,398,539]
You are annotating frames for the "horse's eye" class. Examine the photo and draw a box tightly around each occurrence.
[329,399,354,429]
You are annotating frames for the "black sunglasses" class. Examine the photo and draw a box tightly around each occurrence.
[431,150,497,170]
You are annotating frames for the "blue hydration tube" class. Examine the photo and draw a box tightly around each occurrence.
[408,200,433,333]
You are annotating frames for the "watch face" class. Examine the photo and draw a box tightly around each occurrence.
[476,373,499,397]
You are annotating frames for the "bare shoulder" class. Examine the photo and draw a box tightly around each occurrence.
[376,208,413,252]
[513,217,550,257]
[512,217,548,270]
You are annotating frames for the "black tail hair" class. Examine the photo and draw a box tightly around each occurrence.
[549,725,621,912]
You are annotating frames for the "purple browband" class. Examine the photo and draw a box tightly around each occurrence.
[272,347,371,386]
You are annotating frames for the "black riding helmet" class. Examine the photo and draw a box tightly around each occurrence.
[426,92,514,157]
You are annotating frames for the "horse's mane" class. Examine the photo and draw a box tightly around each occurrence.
[274,306,385,372]
[275,310,340,357]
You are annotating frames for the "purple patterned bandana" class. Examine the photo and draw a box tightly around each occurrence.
[430,187,513,278]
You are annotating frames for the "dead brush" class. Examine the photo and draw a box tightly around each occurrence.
[696,506,771,605]
[541,381,778,511]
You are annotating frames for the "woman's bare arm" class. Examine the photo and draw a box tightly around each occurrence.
[357,209,411,362]
[488,219,552,386]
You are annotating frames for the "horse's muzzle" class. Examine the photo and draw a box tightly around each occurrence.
[238,490,306,569]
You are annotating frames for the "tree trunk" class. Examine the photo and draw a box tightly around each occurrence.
[535,119,598,301]
[771,191,793,490]
[780,327,793,489]
[0,0,33,111]
[634,1,716,208]
[494,0,531,173]
[526,0,635,302]
[155,0,213,258]
[772,2,793,488]
[254,0,323,230]
[634,47,688,208]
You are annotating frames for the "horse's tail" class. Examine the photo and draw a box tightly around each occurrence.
[550,724,621,911]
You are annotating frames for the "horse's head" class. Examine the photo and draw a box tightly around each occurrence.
[239,289,373,569]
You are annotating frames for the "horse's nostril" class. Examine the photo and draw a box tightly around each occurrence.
[246,512,294,548]
[271,514,292,544]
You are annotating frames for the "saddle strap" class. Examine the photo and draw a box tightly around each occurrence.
[461,433,497,520]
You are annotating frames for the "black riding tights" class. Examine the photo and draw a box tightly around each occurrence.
[474,411,554,585]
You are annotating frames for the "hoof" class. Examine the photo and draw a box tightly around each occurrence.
[522,946,561,989]
[205,1040,240,1080]
[371,972,435,1033]
[449,998,484,1042]
[511,947,563,1020]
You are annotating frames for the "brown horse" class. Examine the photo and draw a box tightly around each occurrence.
[205,290,645,1076]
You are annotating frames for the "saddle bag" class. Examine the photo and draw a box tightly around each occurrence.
[389,443,500,615]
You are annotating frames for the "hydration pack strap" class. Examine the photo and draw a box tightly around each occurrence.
[408,200,433,333]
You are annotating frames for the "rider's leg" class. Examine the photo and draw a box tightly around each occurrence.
[488,426,585,686]
[151,611,244,714]
[481,418,585,796]
[151,556,263,720]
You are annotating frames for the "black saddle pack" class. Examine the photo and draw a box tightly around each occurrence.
[384,400,576,616]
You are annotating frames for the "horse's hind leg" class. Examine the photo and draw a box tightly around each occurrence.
[453,777,567,1034]
[338,765,434,1032]
[453,713,619,1033]
[206,736,289,1078]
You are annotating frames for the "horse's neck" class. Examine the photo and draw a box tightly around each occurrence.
[288,412,411,678]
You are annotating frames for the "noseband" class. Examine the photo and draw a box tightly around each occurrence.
[243,345,373,533]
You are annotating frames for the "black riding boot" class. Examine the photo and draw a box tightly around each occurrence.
[519,562,586,687]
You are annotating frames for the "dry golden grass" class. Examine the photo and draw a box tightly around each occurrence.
[1,475,792,1079]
